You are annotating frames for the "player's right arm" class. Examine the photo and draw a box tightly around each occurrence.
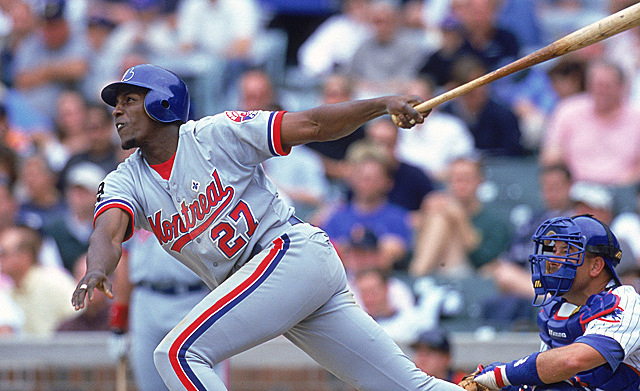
[72,208,131,310]
[279,95,425,151]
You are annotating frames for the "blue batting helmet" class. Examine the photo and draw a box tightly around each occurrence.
[529,214,622,306]
[101,64,190,123]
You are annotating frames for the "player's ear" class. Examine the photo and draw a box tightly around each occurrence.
[588,255,606,277]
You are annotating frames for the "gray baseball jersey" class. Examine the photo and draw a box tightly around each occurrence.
[94,110,461,391]
[96,110,292,288]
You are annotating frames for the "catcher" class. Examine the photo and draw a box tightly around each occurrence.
[459,215,640,391]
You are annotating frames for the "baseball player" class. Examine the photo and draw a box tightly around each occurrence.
[71,64,462,391]
[460,214,640,391]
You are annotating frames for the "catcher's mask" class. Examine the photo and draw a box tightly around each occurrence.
[101,64,190,124]
[529,214,622,306]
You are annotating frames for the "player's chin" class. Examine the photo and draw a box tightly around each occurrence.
[121,138,139,150]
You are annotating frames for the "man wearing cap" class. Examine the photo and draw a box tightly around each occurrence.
[412,328,466,384]
[13,0,88,121]
[42,162,106,273]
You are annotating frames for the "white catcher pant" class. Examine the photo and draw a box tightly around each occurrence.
[153,223,461,391]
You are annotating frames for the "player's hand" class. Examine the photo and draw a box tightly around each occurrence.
[386,95,428,129]
[474,362,510,390]
[72,270,114,310]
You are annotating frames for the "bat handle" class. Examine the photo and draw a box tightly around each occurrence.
[390,98,439,127]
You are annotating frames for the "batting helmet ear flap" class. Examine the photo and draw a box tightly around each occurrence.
[144,88,187,123]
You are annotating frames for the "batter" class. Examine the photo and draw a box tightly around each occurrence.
[71,64,462,391]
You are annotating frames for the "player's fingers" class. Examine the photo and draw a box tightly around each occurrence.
[72,282,90,310]
[100,279,114,299]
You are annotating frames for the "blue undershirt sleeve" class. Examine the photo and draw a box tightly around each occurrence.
[574,334,625,371]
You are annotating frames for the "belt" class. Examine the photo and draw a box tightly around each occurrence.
[136,281,209,295]
[248,215,303,259]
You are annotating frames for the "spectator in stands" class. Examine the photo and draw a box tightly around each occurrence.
[363,117,435,215]
[43,162,106,273]
[56,253,111,332]
[16,154,66,230]
[353,267,420,345]
[442,55,524,156]
[411,328,466,384]
[341,226,415,311]
[346,0,425,98]
[322,142,414,271]
[82,14,121,103]
[452,0,520,71]
[546,56,587,101]
[236,67,282,111]
[262,143,329,221]
[541,60,640,186]
[396,76,475,182]
[297,0,372,79]
[417,14,466,90]
[306,73,366,183]
[0,0,38,88]
[409,155,511,279]
[12,0,89,122]
[58,103,120,190]
[37,89,89,173]
[176,0,262,92]
[0,268,24,336]
[110,0,181,59]
[0,225,77,336]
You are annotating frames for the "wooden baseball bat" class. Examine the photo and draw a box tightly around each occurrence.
[392,2,640,126]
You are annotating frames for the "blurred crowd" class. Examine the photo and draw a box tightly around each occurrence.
[2,0,640,382]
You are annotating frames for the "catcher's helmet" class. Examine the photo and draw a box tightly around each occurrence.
[529,214,622,306]
[101,64,190,123]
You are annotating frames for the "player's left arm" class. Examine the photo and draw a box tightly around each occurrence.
[473,341,612,389]
[279,95,425,150]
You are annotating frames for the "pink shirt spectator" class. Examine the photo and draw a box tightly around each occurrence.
[543,93,640,185]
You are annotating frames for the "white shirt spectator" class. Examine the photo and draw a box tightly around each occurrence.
[395,110,474,180]
[297,5,372,78]
[177,0,261,57]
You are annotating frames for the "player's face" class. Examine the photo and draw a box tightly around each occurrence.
[112,86,156,150]
[545,239,580,274]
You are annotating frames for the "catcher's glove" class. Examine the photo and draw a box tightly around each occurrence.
[458,365,490,391]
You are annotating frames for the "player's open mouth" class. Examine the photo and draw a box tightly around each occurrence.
[116,123,125,131]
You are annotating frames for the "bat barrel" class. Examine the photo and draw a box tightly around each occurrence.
[409,2,640,115]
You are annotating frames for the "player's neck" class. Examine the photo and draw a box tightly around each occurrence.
[141,129,179,165]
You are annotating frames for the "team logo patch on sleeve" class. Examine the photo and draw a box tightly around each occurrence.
[225,110,259,123]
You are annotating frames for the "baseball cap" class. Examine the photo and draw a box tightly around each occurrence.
[411,328,451,353]
[42,0,65,21]
[66,163,106,191]
[349,226,378,250]
[570,182,613,210]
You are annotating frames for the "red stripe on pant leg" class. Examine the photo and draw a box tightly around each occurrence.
[168,238,284,390]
